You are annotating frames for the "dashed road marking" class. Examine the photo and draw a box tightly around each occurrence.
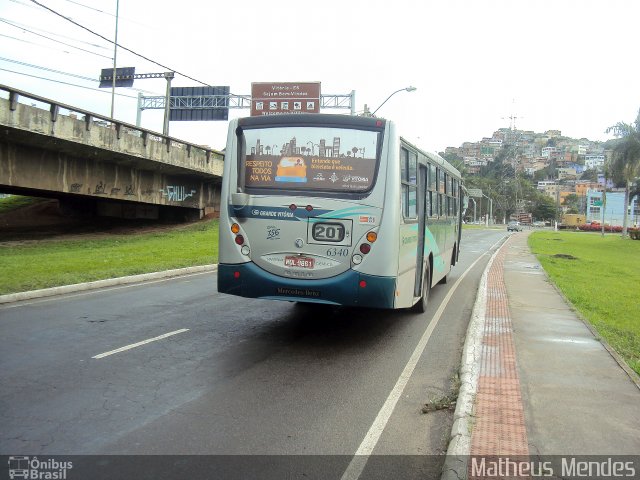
[92,328,190,359]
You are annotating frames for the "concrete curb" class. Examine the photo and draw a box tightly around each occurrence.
[0,265,218,305]
[441,243,504,480]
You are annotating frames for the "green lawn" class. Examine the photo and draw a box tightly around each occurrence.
[0,195,47,214]
[529,231,640,375]
[0,220,219,295]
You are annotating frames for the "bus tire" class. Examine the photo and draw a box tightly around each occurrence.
[411,265,431,313]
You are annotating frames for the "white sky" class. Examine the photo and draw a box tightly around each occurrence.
[1,0,639,152]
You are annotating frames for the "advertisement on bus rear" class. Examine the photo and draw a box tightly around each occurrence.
[242,126,379,193]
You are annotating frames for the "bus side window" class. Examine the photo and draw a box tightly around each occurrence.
[425,166,431,217]
[401,148,417,219]
[400,148,408,181]
[429,164,437,191]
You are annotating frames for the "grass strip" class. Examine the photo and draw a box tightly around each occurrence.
[529,231,640,375]
[0,220,218,295]
[0,195,47,214]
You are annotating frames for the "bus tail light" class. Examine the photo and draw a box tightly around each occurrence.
[235,235,244,245]
[360,243,371,254]
[234,271,240,279]
[231,223,240,234]
[366,231,377,243]
[359,280,367,288]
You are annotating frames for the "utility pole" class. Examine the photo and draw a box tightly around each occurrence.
[110,0,120,119]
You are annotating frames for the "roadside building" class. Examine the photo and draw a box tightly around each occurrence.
[586,190,640,226]
[575,181,602,196]
[584,154,605,170]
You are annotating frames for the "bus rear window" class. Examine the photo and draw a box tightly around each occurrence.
[240,126,380,193]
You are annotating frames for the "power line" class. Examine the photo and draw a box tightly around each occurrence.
[0,56,96,81]
[0,32,77,54]
[0,18,112,59]
[0,56,162,95]
[0,17,112,51]
[57,0,154,30]
[59,0,115,16]
[0,68,138,98]
[30,0,221,90]
[8,0,41,11]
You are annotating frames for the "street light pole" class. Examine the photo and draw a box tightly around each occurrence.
[482,193,493,225]
[372,86,416,116]
[469,198,477,223]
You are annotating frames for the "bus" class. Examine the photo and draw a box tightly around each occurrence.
[217,114,465,312]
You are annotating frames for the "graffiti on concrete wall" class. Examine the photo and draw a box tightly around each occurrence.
[65,181,199,205]
[93,181,107,195]
[160,185,197,202]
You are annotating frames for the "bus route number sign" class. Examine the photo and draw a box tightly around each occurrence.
[284,256,315,269]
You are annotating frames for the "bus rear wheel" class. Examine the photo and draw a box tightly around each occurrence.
[411,265,431,313]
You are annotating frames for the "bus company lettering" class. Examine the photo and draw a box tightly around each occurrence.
[402,234,418,245]
[251,209,294,218]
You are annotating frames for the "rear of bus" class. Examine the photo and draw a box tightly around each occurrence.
[217,114,401,308]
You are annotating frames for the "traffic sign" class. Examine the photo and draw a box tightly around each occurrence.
[99,67,135,88]
[251,82,320,117]
[467,188,483,197]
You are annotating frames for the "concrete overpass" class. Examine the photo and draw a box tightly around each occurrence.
[0,84,224,220]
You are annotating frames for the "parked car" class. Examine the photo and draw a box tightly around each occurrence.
[507,221,522,232]
[533,221,545,227]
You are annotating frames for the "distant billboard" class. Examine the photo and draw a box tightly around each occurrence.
[99,67,135,88]
[251,82,321,117]
[169,86,230,121]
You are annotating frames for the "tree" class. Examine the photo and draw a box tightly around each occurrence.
[562,193,581,213]
[531,195,557,221]
[606,109,640,237]
[580,168,598,182]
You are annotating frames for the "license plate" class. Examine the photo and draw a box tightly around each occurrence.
[284,256,315,268]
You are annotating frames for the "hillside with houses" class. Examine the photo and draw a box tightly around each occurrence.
[443,128,638,228]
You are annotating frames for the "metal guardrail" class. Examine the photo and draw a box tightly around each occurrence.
[0,84,222,161]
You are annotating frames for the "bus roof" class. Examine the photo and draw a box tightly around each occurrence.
[237,113,385,130]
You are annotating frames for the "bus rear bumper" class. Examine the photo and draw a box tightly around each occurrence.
[217,263,396,309]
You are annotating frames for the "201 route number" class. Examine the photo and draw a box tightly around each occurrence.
[312,222,345,243]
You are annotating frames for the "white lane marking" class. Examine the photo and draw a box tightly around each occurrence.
[341,236,505,480]
[92,328,190,359]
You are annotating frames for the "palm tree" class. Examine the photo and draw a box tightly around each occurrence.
[606,109,640,237]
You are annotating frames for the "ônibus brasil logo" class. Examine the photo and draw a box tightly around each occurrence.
[8,456,73,479]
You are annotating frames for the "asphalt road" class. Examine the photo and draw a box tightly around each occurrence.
[0,229,506,477]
